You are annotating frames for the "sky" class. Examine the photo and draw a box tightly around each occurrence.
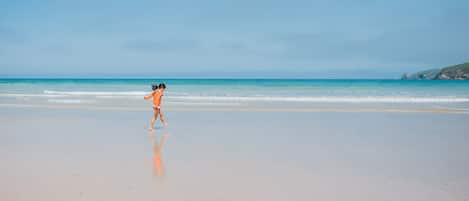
[1,0,468,78]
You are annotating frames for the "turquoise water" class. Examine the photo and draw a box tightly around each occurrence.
[1,79,469,106]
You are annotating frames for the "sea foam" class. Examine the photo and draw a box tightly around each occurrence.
[40,90,469,103]
[44,90,147,96]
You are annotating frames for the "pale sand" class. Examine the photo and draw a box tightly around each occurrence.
[1,107,469,201]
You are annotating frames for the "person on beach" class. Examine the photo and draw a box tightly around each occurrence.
[144,83,167,130]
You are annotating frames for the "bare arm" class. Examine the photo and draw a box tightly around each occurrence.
[144,92,155,100]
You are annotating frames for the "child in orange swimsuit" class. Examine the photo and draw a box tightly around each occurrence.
[144,83,167,130]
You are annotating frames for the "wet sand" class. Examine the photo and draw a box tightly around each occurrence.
[1,107,469,201]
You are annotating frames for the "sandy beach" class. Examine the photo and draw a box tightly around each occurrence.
[2,106,469,201]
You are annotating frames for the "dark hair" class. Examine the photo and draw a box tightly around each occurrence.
[152,84,158,91]
[158,83,166,89]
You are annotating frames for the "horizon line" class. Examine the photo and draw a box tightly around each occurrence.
[0,76,401,80]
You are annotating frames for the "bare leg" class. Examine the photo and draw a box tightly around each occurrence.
[159,110,167,127]
[149,108,159,130]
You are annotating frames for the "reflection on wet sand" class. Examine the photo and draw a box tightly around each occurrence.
[149,130,170,178]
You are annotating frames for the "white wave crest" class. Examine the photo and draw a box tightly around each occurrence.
[38,91,469,103]
[44,90,147,96]
[0,93,66,98]
[168,96,469,103]
[47,99,94,104]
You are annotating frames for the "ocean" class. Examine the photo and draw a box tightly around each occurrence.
[1,79,469,110]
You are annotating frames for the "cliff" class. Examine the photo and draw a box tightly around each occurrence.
[402,62,469,80]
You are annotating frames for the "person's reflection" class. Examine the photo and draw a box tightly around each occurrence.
[149,130,170,177]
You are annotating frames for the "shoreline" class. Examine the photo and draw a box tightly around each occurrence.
[2,103,469,114]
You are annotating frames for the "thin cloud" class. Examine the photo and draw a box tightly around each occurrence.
[122,39,199,52]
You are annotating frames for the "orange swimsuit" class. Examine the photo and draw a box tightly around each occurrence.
[152,90,164,109]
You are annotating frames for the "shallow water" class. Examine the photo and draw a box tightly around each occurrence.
[1,79,469,109]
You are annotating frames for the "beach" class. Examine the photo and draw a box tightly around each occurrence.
[1,79,469,201]
[2,107,469,201]
[4,0,469,199]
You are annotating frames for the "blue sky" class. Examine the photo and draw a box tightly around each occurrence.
[1,0,468,78]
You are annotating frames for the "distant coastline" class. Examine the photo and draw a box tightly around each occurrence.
[402,62,469,80]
